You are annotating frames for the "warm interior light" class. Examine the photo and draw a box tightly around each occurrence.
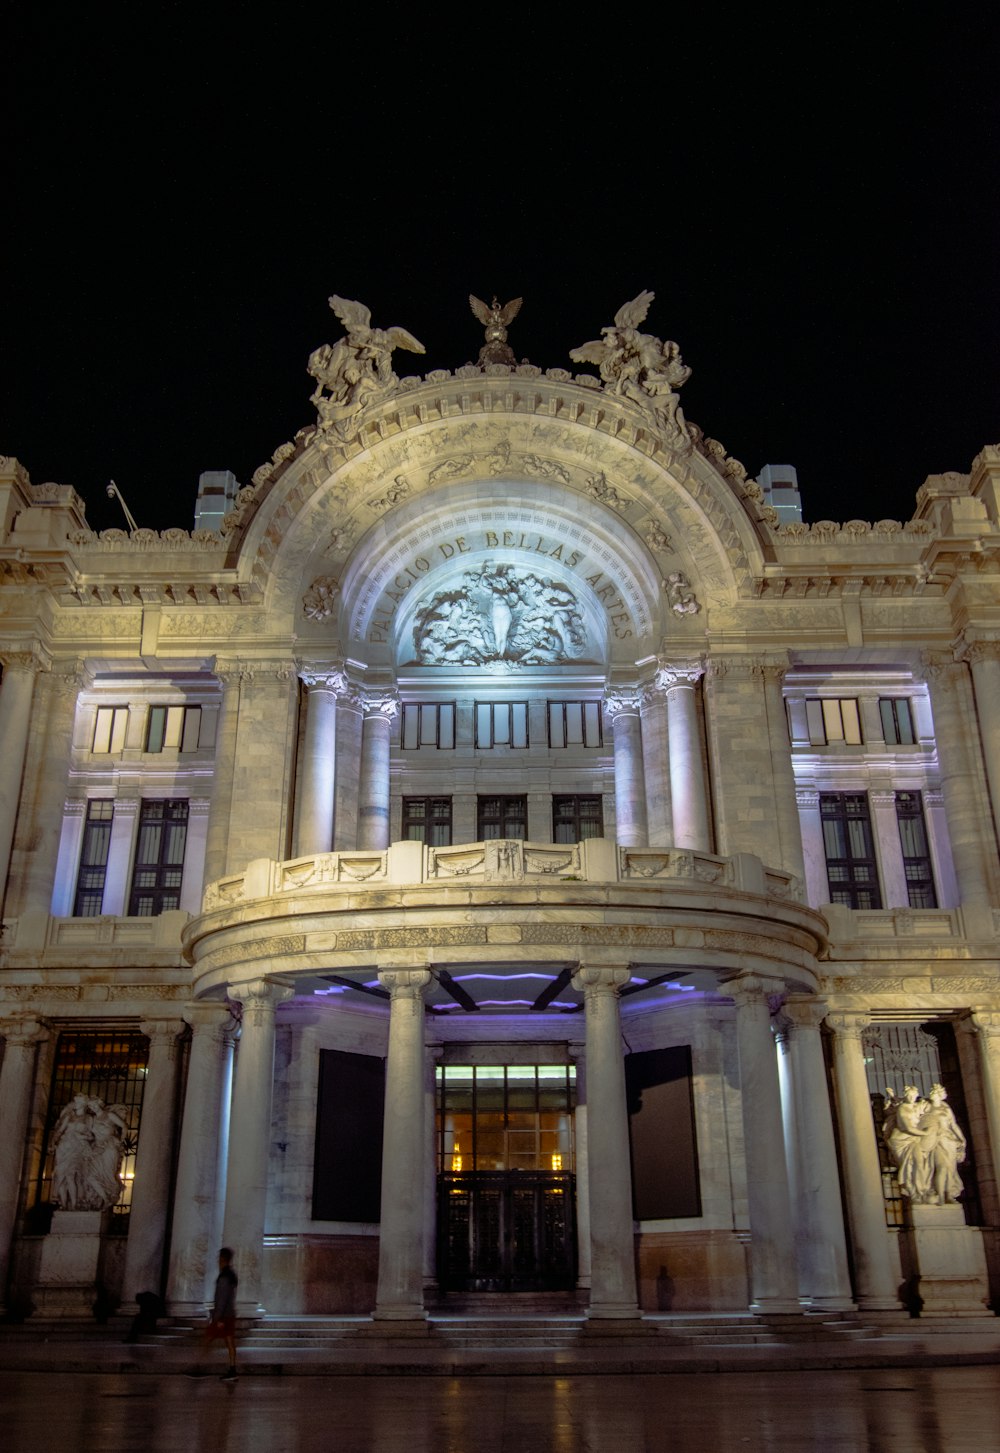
[451,1142,463,1172]
[551,1153,562,1171]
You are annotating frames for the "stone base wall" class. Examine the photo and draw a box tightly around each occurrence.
[262,1234,378,1314]
[635,1230,749,1312]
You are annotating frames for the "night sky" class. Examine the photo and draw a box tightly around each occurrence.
[6,10,998,535]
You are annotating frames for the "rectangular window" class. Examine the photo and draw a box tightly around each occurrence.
[880,698,916,746]
[805,698,862,746]
[820,793,882,909]
[146,705,203,753]
[92,707,128,754]
[128,799,189,916]
[402,796,453,846]
[74,800,114,917]
[475,702,528,749]
[547,701,603,748]
[400,703,455,750]
[895,791,937,908]
[552,795,604,844]
[477,795,527,840]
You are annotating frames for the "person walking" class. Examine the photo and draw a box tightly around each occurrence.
[205,1246,239,1381]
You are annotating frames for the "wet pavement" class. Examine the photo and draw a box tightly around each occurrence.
[2,1366,1000,1452]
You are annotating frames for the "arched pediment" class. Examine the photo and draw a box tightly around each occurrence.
[227,372,776,664]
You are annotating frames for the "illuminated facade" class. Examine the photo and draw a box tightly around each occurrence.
[2,302,1000,1324]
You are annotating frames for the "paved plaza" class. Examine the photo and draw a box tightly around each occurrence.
[2,1367,1000,1452]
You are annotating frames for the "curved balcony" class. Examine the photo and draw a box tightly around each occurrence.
[183,841,826,1008]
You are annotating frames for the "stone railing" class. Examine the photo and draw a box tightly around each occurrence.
[2,907,190,952]
[201,841,802,912]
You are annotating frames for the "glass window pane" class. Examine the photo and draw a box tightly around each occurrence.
[439,704,455,749]
[584,702,602,746]
[146,705,166,753]
[511,703,528,749]
[476,704,492,748]
[822,698,844,742]
[402,705,419,750]
[180,707,201,753]
[841,699,862,744]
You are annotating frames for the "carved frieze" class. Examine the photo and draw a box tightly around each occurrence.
[410,564,587,666]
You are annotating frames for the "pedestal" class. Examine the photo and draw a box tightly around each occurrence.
[33,1210,109,1318]
[904,1205,991,1317]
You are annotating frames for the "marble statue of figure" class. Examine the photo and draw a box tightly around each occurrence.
[469,294,523,367]
[410,565,587,666]
[308,295,425,441]
[664,572,701,616]
[882,1085,931,1202]
[569,291,691,443]
[921,1083,967,1205]
[50,1094,127,1211]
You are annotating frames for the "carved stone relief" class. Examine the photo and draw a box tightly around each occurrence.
[410,564,587,666]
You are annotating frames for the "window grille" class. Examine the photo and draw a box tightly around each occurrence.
[477,795,527,840]
[402,796,453,846]
[74,800,114,917]
[128,799,189,916]
[552,795,604,843]
[895,790,937,908]
[820,793,882,908]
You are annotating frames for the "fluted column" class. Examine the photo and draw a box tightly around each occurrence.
[358,691,399,850]
[604,690,648,846]
[0,652,40,909]
[374,968,431,1320]
[730,976,799,1311]
[120,1019,185,1311]
[825,1012,900,1309]
[571,964,639,1319]
[760,658,806,881]
[166,1003,238,1315]
[0,1016,47,1313]
[775,1000,854,1308]
[656,661,711,850]
[964,641,1000,848]
[296,665,348,856]
[639,684,672,846]
[203,665,243,885]
[221,979,293,1315]
[923,656,995,907]
[971,1013,1000,1192]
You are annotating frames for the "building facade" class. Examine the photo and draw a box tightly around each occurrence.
[2,295,1000,1324]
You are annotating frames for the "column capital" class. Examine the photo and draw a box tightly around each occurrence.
[0,648,43,675]
[654,658,704,692]
[971,1011,1000,1045]
[726,973,785,1009]
[363,689,400,720]
[377,968,431,1000]
[182,1000,240,1040]
[213,659,251,689]
[781,997,829,1034]
[0,1015,49,1047]
[824,1010,872,1040]
[958,637,1000,667]
[229,978,295,1012]
[298,661,350,693]
[571,964,631,996]
[603,687,642,720]
[138,1017,187,1050]
[920,650,963,686]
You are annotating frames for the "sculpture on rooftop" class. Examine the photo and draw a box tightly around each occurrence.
[308,296,425,443]
[570,290,691,446]
[469,294,523,367]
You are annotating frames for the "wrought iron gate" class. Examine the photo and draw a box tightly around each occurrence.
[437,1170,577,1292]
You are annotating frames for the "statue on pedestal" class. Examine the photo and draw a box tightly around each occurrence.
[51,1095,127,1212]
[882,1083,967,1206]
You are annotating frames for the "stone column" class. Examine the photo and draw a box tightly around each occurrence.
[296,666,348,857]
[965,641,1000,848]
[221,979,293,1315]
[639,684,671,846]
[775,1001,854,1308]
[0,652,39,909]
[760,659,806,882]
[374,968,431,1320]
[120,1019,185,1311]
[358,692,399,851]
[203,666,243,886]
[604,690,648,847]
[17,667,83,920]
[0,1017,47,1313]
[166,1003,238,1316]
[825,1012,900,1309]
[656,662,711,851]
[971,1013,1000,1193]
[571,964,639,1319]
[923,656,995,908]
[729,976,800,1311]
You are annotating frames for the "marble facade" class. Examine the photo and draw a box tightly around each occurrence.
[2,294,1000,1326]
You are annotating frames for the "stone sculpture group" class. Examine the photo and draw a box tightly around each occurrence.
[50,1094,128,1212]
[882,1084,967,1206]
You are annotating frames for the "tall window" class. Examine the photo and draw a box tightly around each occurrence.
[128,799,189,916]
[146,704,202,753]
[547,701,603,748]
[552,795,604,843]
[805,698,862,746]
[477,795,527,840]
[402,796,453,846]
[475,703,528,749]
[74,800,114,916]
[400,703,455,750]
[820,793,882,908]
[92,707,128,754]
[895,791,937,908]
[880,698,916,746]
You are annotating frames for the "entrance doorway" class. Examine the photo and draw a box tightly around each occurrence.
[436,1063,577,1293]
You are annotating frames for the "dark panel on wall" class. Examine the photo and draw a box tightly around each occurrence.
[313,1049,386,1222]
[625,1046,701,1220]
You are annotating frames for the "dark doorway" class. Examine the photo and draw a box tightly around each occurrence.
[437,1170,577,1292]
